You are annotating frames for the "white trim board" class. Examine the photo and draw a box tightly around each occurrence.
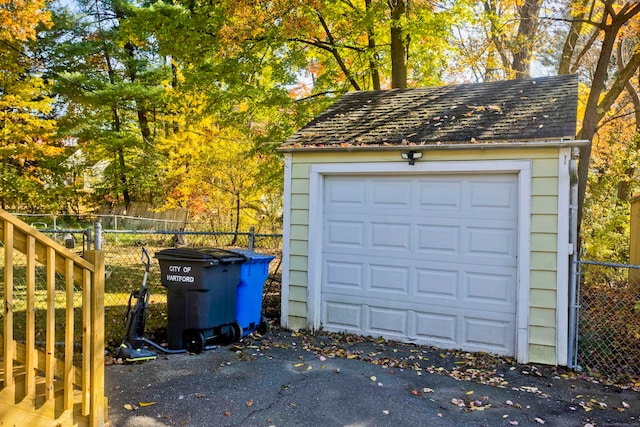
[280,154,292,328]
[307,160,532,363]
[555,148,571,366]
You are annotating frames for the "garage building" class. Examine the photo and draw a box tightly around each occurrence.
[279,75,587,365]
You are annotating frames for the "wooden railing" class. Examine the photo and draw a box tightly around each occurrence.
[0,209,107,426]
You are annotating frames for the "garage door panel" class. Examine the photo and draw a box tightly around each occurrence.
[325,179,366,206]
[417,224,461,254]
[465,270,515,306]
[321,173,519,356]
[466,226,517,262]
[325,220,365,248]
[370,222,412,250]
[415,268,459,299]
[415,312,458,346]
[371,179,413,207]
[324,301,362,331]
[462,315,515,355]
[325,260,364,290]
[418,180,463,209]
[370,264,410,293]
[367,306,408,336]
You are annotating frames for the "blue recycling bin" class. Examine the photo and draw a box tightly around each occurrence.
[230,249,275,336]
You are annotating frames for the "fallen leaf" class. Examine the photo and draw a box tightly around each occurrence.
[293,363,304,368]
[224,411,231,417]
[139,402,156,407]
[466,391,474,395]
[123,404,137,411]
[246,400,254,407]
[451,398,465,407]
[411,390,420,396]
[370,376,377,382]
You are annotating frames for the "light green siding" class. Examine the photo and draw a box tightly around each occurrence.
[532,196,558,214]
[530,325,557,346]
[531,233,557,252]
[530,308,557,327]
[529,344,556,363]
[284,147,566,365]
[531,289,557,309]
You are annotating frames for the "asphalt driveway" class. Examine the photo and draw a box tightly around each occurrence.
[105,327,640,426]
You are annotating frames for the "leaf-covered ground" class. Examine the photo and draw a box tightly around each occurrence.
[107,325,640,427]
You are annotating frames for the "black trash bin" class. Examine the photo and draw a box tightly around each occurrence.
[155,248,246,353]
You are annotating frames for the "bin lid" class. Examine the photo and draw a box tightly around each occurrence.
[229,249,276,262]
[155,248,246,264]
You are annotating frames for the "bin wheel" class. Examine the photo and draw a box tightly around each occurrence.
[229,321,242,343]
[258,315,268,334]
[184,330,205,354]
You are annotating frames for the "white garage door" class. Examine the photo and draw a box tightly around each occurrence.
[321,173,519,356]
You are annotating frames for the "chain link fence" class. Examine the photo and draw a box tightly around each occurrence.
[576,259,640,383]
[2,228,282,350]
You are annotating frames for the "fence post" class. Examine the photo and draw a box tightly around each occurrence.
[249,226,255,251]
[94,222,102,250]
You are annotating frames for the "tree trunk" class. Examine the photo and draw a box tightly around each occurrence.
[558,0,590,75]
[511,0,542,79]
[575,3,640,229]
[117,147,131,209]
[389,0,408,88]
[365,0,381,90]
[123,41,152,144]
[172,60,180,133]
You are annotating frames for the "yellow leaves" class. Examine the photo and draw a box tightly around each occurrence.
[0,0,51,42]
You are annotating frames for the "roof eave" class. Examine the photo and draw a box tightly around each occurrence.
[277,138,589,153]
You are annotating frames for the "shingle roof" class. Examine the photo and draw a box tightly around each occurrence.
[281,75,578,149]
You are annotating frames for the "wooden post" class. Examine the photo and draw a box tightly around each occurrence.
[630,195,640,286]
[85,250,106,427]
[81,268,91,416]
[25,235,36,398]
[3,221,14,388]
[45,247,56,401]
[64,257,75,415]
